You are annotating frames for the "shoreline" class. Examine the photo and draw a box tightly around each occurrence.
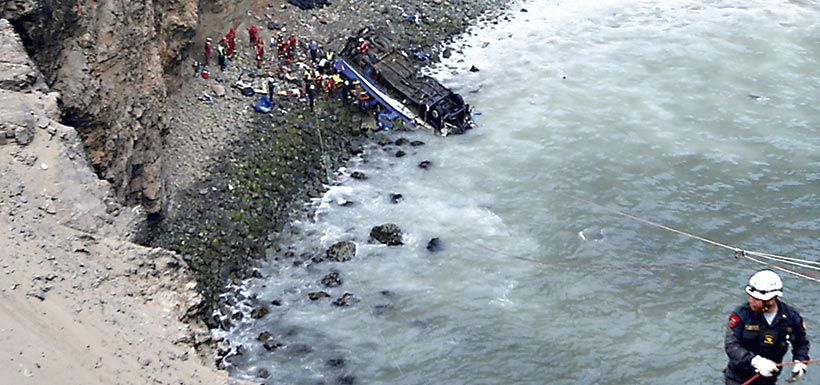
[149,0,513,339]
[0,0,515,383]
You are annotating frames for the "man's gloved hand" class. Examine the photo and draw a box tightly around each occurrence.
[785,362,807,383]
[751,355,779,377]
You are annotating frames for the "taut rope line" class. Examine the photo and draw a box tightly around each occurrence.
[555,191,820,283]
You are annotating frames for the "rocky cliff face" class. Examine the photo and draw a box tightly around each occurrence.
[3,0,202,214]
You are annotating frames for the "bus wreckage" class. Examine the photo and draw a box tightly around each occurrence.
[333,31,475,136]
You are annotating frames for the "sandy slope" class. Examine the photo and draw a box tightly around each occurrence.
[0,19,254,385]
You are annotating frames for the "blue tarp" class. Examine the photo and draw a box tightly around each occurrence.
[255,95,273,113]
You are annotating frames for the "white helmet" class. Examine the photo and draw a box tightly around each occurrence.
[745,270,783,301]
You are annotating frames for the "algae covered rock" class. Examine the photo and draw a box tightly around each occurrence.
[370,223,403,246]
[326,241,356,262]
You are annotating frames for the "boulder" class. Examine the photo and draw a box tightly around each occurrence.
[326,241,356,262]
[212,84,226,98]
[350,171,367,180]
[321,272,343,287]
[389,193,403,204]
[370,223,403,246]
[250,306,269,319]
[308,291,330,301]
[332,292,357,307]
[14,124,34,145]
[426,238,444,252]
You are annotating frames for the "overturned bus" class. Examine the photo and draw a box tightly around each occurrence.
[334,31,474,136]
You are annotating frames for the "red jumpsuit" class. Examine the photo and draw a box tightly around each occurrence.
[248,25,259,47]
[256,43,265,69]
[225,28,236,57]
[204,40,212,64]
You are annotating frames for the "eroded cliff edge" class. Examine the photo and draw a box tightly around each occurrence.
[3,0,205,214]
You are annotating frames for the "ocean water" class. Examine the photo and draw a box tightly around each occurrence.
[226,1,820,384]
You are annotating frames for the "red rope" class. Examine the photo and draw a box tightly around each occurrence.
[741,359,820,385]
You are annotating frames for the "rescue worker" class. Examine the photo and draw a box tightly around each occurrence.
[225,27,236,58]
[308,40,319,62]
[248,24,259,47]
[286,35,297,61]
[724,270,810,385]
[275,33,285,60]
[305,80,315,112]
[217,37,228,72]
[358,37,369,55]
[266,76,275,102]
[255,41,265,69]
[204,37,212,65]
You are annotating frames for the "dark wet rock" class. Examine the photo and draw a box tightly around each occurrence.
[418,160,431,169]
[257,368,270,378]
[337,375,355,385]
[470,65,480,72]
[521,8,528,12]
[257,331,271,341]
[443,48,453,58]
[263,340,283,351]
[231,311,244,321]
[395,150,406,158]
[251,269,264,279]
[250,306,269,319]
[426,238,444,252]
[326,241,356,262]
[389,193,403,204]
[271,299,283,306]
[327,358,346,369]
[377,138,392,146]
[395,137,409,146]
[380,290,394,297]
[370,223,403,246]
[308,291,330,301]
[339,200,355,207]
[350,171,368,180]
[410,140,425,147]
[333,292,358,307]
[321,272,343,288]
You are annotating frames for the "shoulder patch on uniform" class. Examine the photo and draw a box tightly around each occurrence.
[729,313,740,328]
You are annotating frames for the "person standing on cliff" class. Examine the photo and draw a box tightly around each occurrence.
[309,40,318,62]
[217,37,227,72]
[248,24,259,48]
[255,41,265,69]
[225,27,236,59]
[204,37,212,65]
[724,270,810,384]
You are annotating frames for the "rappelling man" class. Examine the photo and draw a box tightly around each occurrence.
[724,269,810,384]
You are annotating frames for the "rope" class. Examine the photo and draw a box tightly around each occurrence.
[555,191,820,284]
[741,359,820,385]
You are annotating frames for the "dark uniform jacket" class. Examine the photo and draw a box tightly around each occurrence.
[724,300,810,384]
